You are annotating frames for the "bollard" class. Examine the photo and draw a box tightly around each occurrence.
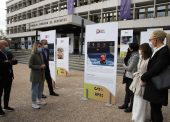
[80,89,89,101]
[105,93,112,107]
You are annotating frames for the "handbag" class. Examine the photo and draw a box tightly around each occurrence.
[151,65,170,90]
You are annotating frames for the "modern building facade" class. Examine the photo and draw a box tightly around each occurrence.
[6,0,170,53]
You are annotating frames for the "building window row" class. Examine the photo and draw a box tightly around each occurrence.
[7,2,170,34]
[7,0,45,13]
[7,24,30,35]
[7,0,107,14]
[7,0,107,24]
[79,2,170,23]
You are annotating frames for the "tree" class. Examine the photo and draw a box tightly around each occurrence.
[0,30,8,40]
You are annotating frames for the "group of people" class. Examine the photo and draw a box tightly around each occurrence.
[119,30,170,122]
[0,39,59,117]
[29,39,59,109]
[1,30,170,121]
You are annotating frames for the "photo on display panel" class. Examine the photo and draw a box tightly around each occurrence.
[87,41,115,66]
[57,47,64,59]
[121,36,133,45]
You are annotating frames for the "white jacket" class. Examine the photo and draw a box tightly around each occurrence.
[130,58,149,96]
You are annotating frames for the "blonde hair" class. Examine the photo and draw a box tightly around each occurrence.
[153,30,170,49]
[32,43,38,53]
[32,42,42,53]
[152,30,167,41]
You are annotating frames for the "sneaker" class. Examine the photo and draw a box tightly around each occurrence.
[4,107,15,112]
[32,103,40,109]
[0,109,5,117]
[50,92,59,96]
[37,99,47,106]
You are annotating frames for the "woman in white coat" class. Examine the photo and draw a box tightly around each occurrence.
[130,43,152,122]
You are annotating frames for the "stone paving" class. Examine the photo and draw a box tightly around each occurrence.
[0,64,170,122]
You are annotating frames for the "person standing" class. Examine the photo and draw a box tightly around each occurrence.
[130,43,152,122]
[41,39,59,97]
[141,30,170,122]
[0,40,17,117]
[29,42,46,109]
[118,43,139,113]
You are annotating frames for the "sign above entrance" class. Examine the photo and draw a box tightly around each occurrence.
[29,15,94,30]
[30,16,71,30]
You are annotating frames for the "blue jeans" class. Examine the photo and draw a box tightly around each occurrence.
[31,81,44,102]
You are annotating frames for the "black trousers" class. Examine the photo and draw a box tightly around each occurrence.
[0,79,13,109]
[150,102,163,122]
[45,68,54,94]
[124,77,134,108]
[0,82,3,110]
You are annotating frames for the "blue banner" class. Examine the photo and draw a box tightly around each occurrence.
[120,0,132,20]
[67,0,74,15]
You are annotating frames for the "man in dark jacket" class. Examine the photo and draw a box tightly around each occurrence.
[0,40,17,116]
[141,30,170,122]
[41,39,59,97]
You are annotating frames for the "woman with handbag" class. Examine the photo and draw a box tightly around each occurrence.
[141,30,170,122]
[29,42,46,109]
[130,43,152,122]
[118,43,139,113]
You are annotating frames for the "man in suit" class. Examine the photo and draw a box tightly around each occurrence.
[141,30,170,122]
[0,40,17,116]
[41,39,59,97]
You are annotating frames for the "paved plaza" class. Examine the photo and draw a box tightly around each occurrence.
[0,64,170,122]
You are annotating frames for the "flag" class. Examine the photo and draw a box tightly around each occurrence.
[67,0,74,15]
[120,0,132,20]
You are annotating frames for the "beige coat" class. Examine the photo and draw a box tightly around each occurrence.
[130,58,149,96]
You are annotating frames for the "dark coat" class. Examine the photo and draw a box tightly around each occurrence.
[141,46,170,106]
[6,51,18,79]
[0,51,12,82]
[29,52,45,83]
[42,48,49,68]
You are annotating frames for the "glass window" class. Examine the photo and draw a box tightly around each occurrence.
[22,12,26,20]
[139,8,145,19]
[147,7,154,18]
[60,3,67,10]
[103,12,113,22]
[32,9,37,17]
[27,11,32,19]
[168,5,170,16]
[79,0,88,6]
[38,7,44,16]
[51,2,58,13]
[90,14,101,23]
[157,6,166,17]
[27,0,32,6]
[44,5,51,14]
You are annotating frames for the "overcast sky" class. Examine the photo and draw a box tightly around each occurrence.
[0,0,8,31]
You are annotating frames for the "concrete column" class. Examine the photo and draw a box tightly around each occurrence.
[58,1,61,11]
[101,9,103,23]
[133,3,136,19]
[153,0,156,18]
[77,0,80,7]
[116,6,118,21]
[87,11,90,20]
